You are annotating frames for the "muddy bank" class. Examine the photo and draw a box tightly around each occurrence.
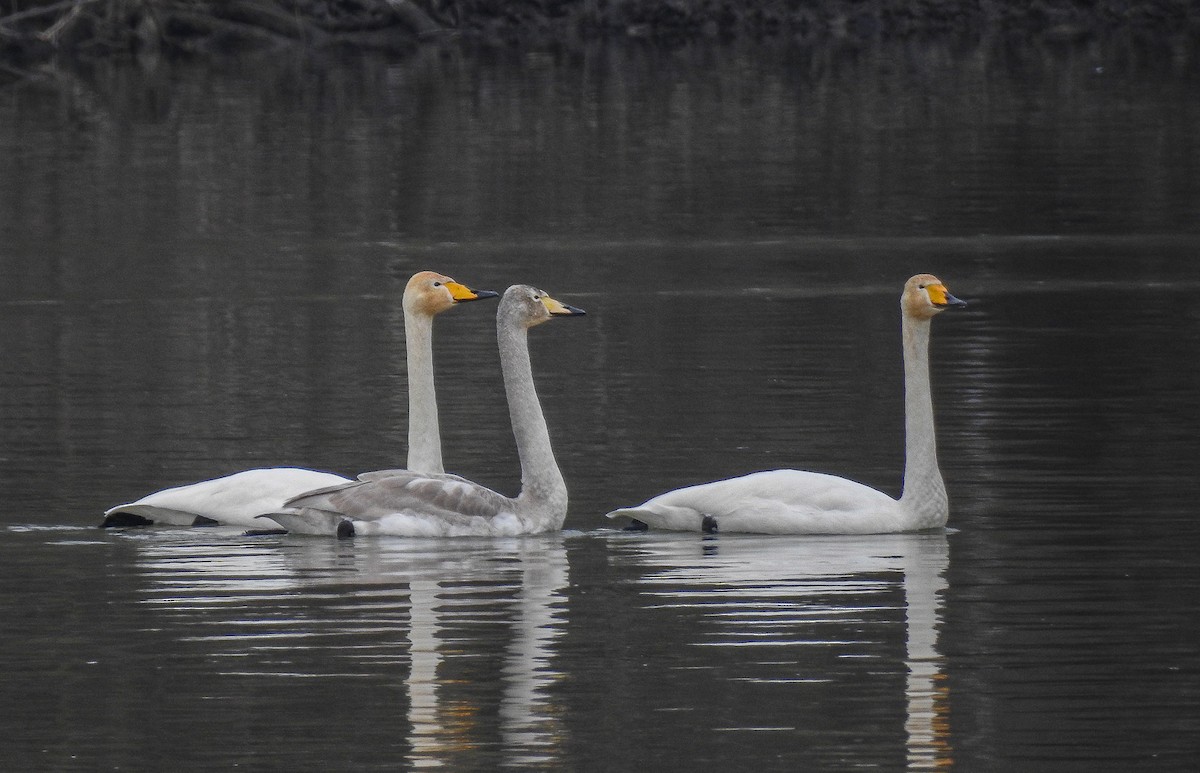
[1,0,1197,67]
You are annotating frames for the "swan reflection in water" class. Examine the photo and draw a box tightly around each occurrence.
[607,531,951,769]
[123,528,947,767]
[125,529,568,769]
[402,538,569,768]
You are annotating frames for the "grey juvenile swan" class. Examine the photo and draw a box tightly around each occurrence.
[266,284,586,538]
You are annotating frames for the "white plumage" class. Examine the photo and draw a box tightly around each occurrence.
[101,468,351,528]
[101,271,497,529]
[606,274,966,535]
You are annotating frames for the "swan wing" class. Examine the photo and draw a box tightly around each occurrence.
[607,469,903,535]
[356,468,475,485]
[284,470,515,521]
[357,469,410,482]
[102,468,351,528]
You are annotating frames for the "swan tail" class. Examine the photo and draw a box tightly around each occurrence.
[605,505,709,532]
[100,504,199,528]
[259,508,355,538]
[605,506,651,523]
[100,508,155,528]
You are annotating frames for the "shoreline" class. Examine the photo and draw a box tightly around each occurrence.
[1,0,1198,69]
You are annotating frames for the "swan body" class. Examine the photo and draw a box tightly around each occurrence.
[606,274,966,535]
[101,468,351,528]
[101,271,497,529]
[607,469,920,535]
[266,285,585,538]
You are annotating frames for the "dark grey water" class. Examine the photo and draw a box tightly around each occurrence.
[2,35,1199,771]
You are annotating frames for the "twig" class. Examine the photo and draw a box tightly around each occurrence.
[383,0,445,36]
[0,0,104,28]
[0,59,41,80]
[165,9,302,50]
[38,0,98,45]
[216,0,329,44]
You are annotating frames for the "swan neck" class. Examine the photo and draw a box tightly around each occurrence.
[497,316,566,514]
[405,309,443,475]
[898,313,948,528]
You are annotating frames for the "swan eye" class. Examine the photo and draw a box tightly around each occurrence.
[433,281,442,287]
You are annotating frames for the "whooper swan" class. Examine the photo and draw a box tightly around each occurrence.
[100,271,497,529]
[606,274,966,535]
[265,285,586,538]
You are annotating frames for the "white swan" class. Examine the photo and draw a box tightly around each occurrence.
[100,271,498,529]
[264,285,586,538]
[402,271,500,474]
[606,274,966,535]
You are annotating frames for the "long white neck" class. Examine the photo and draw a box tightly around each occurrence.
[897,312,948,528]
[497,313,567,520]
[405,309,443,475]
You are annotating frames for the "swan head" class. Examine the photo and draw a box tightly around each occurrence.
[501,285,587,329]
[404,271,499,317]
[903,274,967,320]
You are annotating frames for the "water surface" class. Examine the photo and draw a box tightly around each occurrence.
[2,35,1199,771]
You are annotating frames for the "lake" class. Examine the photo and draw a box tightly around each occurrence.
[1,33,1199,771]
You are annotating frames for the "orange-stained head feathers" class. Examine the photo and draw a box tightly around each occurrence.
[404,271,498,316]
[902,274,967,319]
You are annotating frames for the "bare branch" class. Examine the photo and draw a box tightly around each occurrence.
[382,0,445,37]
[37,0,101,46]
[0,0,103,28]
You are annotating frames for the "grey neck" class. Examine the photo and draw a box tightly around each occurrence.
[496,313,566,513]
